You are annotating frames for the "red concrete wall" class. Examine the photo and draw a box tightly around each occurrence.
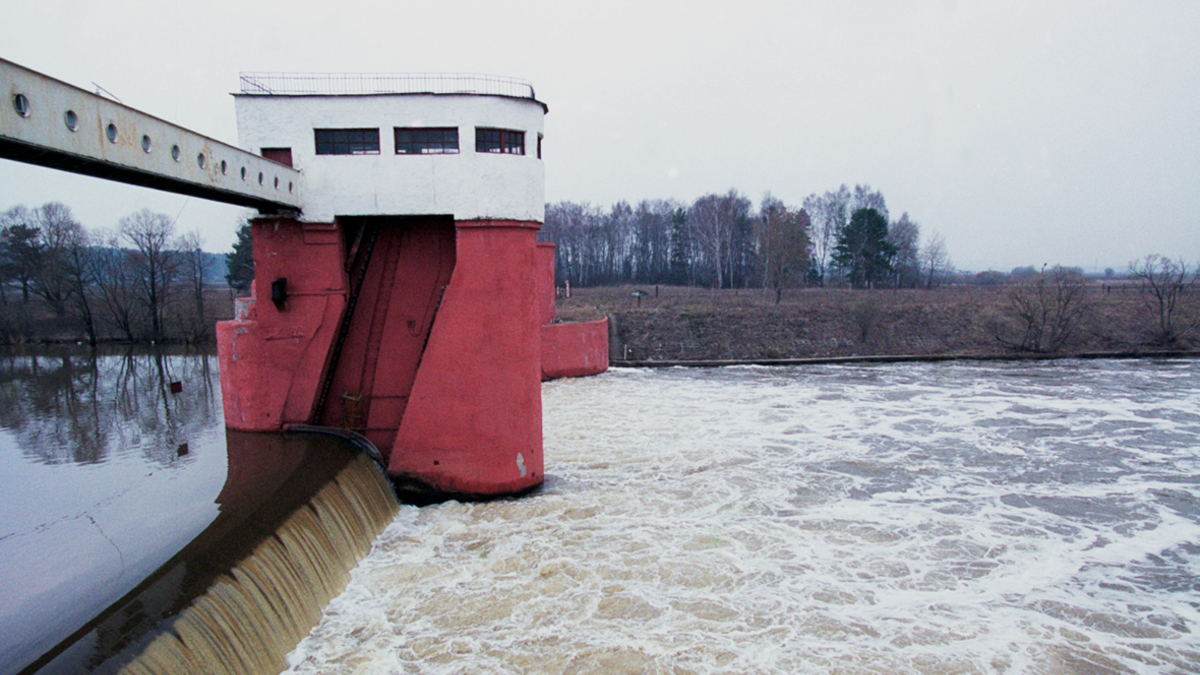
[541,318,610,380]
[315,218,455,458]
[217,215,609,499]
[389,220,544,496]
[535,239,610,381]
[535,241,556,326]
[217,218,347,431]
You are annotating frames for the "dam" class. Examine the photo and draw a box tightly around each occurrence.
[4,353,1200,673]
[4,58,1200,674]
[1,59,606,673]
[2,57,608,499]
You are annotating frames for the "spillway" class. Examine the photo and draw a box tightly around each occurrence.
[1,350,399,675]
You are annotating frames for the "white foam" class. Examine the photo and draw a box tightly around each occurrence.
[284,359,1200,674]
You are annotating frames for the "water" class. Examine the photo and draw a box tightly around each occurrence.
[0,350,227,674]
[285,359,1200,674]
[0,349,398,675]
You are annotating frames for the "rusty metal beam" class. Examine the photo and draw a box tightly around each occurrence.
[0,58,302,212]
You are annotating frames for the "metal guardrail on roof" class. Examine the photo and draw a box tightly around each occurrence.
[239,72,537,100]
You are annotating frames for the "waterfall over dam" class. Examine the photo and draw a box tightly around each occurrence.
[2,351,398,675]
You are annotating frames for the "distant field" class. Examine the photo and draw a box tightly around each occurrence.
[555,283,1189,362]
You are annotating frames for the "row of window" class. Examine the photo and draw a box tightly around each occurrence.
[315,127,539,157]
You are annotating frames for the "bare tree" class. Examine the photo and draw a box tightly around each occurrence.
[119,209,180,341]
[921,231,952,289]
[1128,254,1200,346]
[32,202,85,317]
[757,192,785,290]
[803,185,850,286]
[179,229,211,341]
[689,190,749,289]
[851,184,888,222]
[92,229,140,341]
[62,223,99,344]
[761,203,810,303]
[690,194,728,289]
[888,213,921,288]
[991,265,1092,353]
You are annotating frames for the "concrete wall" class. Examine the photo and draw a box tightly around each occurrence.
[542,319,611,380]
[535,242,557,325]
[0,58,300,210]
[217,218,347,431]
[390,220,544,496]
[234,93,545,222]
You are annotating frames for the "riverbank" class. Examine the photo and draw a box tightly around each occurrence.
[0,288,234,346]
[555,284,1199,364]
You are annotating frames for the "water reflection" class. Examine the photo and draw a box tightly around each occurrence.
[1,347,396,675]
[0,347,218,467]
[0,347,227,675]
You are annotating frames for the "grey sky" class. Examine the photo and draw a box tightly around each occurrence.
[2,0,1197,272]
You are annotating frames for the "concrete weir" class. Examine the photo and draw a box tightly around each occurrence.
[3,61,608,674]
[21,431,398,675]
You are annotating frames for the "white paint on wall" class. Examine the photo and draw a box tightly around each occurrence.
[234,93,545,223]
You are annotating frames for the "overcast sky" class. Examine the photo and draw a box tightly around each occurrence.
[3,0,1197,272]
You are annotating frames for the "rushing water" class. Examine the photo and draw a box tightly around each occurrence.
[285,359,1200,674]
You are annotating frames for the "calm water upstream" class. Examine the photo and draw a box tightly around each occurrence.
[0,350,228,673]
[0,349,393,675]
[284,359,1200,674]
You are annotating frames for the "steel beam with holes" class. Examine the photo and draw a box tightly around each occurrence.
[0,58,302,212]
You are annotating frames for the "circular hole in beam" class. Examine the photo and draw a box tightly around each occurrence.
[142,135,152,153]
[273,176,279,189]
[240,167,247,180]
[258,172,263,186]
[64,110,78,131]
[171,145,181,162]
[106,123,118,143]
[13,94,31,117]
[288,181,293,194]
[220,160,228,175]
[197,153,206,169]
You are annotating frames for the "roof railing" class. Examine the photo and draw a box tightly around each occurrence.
[238,72,537,100]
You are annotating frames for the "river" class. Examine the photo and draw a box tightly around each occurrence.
[0,350,228,673]
[285,359,1200,674]
[3,355,1199,673]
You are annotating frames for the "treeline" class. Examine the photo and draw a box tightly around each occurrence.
[0,202,226,344]
[539,184,954,298]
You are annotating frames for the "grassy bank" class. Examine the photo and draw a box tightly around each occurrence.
[556,284,1198,363]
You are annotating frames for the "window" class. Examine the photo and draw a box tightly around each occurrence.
[394,127,459,154]
[261,147,294,167]
[475,127,525,155]
[314,128,380,155]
